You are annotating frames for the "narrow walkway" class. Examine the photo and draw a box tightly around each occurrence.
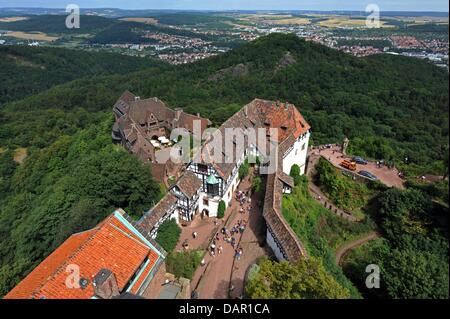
[335,232,380,266]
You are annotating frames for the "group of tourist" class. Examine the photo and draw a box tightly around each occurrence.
[236,190,251,206]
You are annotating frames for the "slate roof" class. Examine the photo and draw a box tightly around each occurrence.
[263,172,308,262]
[4,211,163,299]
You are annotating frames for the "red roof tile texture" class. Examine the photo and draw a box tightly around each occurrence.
[4,213,161,299]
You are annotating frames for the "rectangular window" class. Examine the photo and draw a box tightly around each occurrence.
[301,143,306,150]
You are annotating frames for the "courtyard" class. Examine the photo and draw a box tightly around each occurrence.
[172,169,269,299]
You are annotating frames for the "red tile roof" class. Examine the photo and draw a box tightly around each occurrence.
[4,212,162,299]
[129,250,160,295]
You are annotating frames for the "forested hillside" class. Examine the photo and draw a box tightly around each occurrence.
[0,14,116,34]
[0,45,164,104]
[0,117,162,296]
[2,34,447,173]
[0,33,448,296]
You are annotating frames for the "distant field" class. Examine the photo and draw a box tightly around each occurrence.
[119,17,158,24]
[265,17,311,25]
[4,31,59,41]
[0,16,28,22]
[317,16,394,28]
[238,14,311,25]
[395,16,449,24]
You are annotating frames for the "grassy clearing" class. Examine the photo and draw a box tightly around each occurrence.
[13,147,27,164]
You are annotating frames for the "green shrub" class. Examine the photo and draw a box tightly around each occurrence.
[238,159,250,180]
[155,218,181,252]
[289,164,301,186]
[246,257,350,299]
[217,200,226,219]
[252,176,262,193]
[166,250,204,280]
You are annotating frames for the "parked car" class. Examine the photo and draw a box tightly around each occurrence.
[340,160,356,171]
[359,170,378,180]
[352,156,368,165]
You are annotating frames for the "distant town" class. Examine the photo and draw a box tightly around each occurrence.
[0,9,448,68]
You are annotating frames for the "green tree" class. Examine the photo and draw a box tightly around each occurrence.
[289,164,301,186]
[217,200,226,219]
[251,176,262,193]
[381,248,449,299]
[245,257,350,299]
[238,159,249,180]
[155,218,181,253]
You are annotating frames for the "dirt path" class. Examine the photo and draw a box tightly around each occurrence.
[335,232,380,266]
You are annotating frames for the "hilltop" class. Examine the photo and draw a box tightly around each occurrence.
[0,45,164,105]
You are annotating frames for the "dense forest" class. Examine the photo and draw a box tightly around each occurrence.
[2,34,448,174]
[0,33,448,297]
[343,187,448,299]
[0,117,162,296]
[0,14,116,34]
[0,45,164,105]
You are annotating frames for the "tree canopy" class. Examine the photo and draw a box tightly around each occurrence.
[245,257,350,299]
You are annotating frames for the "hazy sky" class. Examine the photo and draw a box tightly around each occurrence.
[0,0,448,11]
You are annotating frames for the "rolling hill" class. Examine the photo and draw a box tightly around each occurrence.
[0,45,164,105]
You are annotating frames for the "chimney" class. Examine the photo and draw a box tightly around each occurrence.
[93,269,120,299]
[284,102,289,110]
[243,105,248,116]
[197,112,201,118]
